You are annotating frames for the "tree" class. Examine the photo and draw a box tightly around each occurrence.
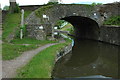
[47,0,63,5]
[13,3,20,13]
[47,0,59,5]
[3,5,9,11]
[48,0,59,2]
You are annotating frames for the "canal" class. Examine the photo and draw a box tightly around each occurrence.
[52,39,119,79]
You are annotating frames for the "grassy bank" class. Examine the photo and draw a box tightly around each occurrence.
[61,23,73,31]
[2,38,57,60]
[2,13,21,40]
[2,43,37,60]
[11,38,57,44]
[2,11,57,60]
[16,41,70,78]
[2,11,32,41]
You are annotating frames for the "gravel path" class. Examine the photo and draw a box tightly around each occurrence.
[2,43,57,78]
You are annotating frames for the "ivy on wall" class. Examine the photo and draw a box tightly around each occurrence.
[103,16,120,26]
[35,5,53,18]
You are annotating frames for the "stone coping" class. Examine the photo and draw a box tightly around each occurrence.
[103,25,120,27]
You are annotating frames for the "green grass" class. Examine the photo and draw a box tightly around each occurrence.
[2,11,59,60]
[2,11,32,41]
[2,38,57,60]
[11,38,57,44]
[2,43,38,60]
[2,13,21,40]
[61,23,74,35]
[61,23,73,31]
[16,42,69,78]
[103,16,120,26]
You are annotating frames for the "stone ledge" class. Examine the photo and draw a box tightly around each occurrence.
[55,43,72,62]
[103,25,120,27]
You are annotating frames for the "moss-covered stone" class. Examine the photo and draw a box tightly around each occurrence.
[103,16,120,26]
[35,5,54,17]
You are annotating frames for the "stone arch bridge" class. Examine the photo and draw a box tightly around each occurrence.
[25,4,120,45]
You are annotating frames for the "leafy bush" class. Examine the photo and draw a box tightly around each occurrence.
[15,25,27,38]
[3,5,9,11]
[103,16,120,26]
[47,2,59,5]
[55,20,65,28]
[13,3,20,13]
[91,2,102,6]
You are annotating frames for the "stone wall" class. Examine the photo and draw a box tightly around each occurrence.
[19,5,45,11]
[55,43,72,62]
[26,24,48,40]
[98,2,120,17]
[25,12,53,40]
[25,3,120,45]
[99,25,120,46]
[2,11,8,23]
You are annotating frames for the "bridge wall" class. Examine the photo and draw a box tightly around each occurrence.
[99,26,120,46]
[19,5,45,11]
[25,3,120,45]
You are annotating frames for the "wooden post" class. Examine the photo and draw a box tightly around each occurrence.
[20,9,24,39]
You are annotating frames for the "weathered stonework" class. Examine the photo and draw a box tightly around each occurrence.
[99,25,120,46]
[55,43,72,62]
[24,3,120,45]
[26,24,48,40]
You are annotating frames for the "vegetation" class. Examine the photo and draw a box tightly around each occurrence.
[11,38,57,44]
[47,2,59,5]
[47,0,60,5]
[2,38,57,60]
[3,5,9,11]
[55,20,65,29]
[13,3,20,13]
[35,5,53,18]
[2,10,59,60]
[2,13,21,40]
[91,2,102,6]
[103,16,120,26]
[16,41,71,78]
[61,23,73,31]
[61,23,74,34]
[2,11,32,41]
[2,43,38,60]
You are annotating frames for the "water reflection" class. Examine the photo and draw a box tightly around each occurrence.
[52,39,119,78]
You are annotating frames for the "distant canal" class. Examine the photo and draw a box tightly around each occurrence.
[52,39,119,79]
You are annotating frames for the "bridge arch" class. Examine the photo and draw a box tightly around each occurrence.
[25,5,102,40]
[59,16,100,40]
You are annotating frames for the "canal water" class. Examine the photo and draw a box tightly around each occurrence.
[52,39,119,79]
